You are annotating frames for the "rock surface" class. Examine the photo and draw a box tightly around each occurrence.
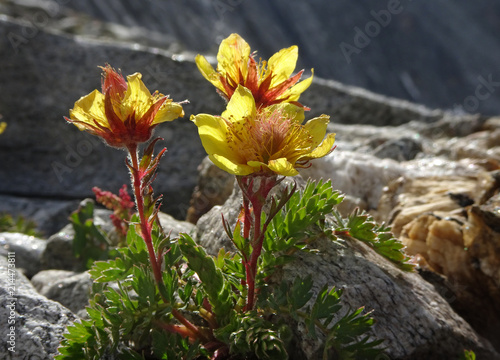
[186,156,235,224]
[187,116,500,357]
[40,202,116,271]
[31,270,92,318]
[2,0,500,115]
[0,15,462,230]
[196,184,500,360]
[0,255,77,360]
[1,2,500,358]
[0,17,212,222]
[0,232,46,278]
[389,172,500,350]
[0,196,80,237]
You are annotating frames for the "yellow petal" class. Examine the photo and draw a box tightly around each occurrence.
[303,115,330,148]
[0,122,6,134]
[247,159,298,176]
[152,100,184,124]
[192,114,237,162]
[267,103,305,124]
[284,68,314,102]
[195,54,225,93]
[222,85,256,123]
[217,33,251,83]
[267,158,299,176]
[70,89,108,129]
[267,46,298,86]
[195,54,216,81]
[210,154,254,176]
[303,133,336,160]
[122,72,153,119]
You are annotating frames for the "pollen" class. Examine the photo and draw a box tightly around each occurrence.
[225,108,314,166]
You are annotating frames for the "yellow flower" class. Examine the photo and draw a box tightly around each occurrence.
[0,122,6,134]
[192,86,335,176]
[65,65,184,149]
[196,33,313,109]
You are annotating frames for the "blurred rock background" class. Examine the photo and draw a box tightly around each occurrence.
[1,0,499,235]
[3,0,500,113]
[1,1,500,358]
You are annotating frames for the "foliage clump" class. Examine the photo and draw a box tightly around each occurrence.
[0,212,40,237]
[58,180,396,360]
[57,34,416,360]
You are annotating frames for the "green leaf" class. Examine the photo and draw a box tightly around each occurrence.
[324,306,385,359]
[178,233,233,325]
[289,276,314,310]
[151,329,207,360]
[310,285,342,328]
[339,209,414,271]
[261,180,343,275]
[160,266,179,304]
[69,200,113,270]
[0,212,40,236]
[89,258,127,282]
[178,278,194,304]
[232,220,248,255]
[215,313,288,360]
[461,350,476,360]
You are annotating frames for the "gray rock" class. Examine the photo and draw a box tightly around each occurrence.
[298,116,499,215]
[304,77,444,126]
[157,211,197,239]
[195,190,241,256]
[0,232,46,277]
[39,200,112,272]
[186,156,235,224]
[408,113,487,138]
[0,17,214,220]
[300,151,404,210]
[40,224,81,271]
[373,137,423,161]
[4,0,500,115]
[1,13,494,229]
[195,183,500,360]
[379,170,500,350]
[0,255,77,360]
[31,270,92,317]
[39,198,194,271]
[0,196,80,238]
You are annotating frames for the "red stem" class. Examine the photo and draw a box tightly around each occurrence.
[242,194,251,240]
[239,175,276,311]
[245,201,263,311]
[127,144,207,342]
[127,145,163,285]
[172,308,210,342]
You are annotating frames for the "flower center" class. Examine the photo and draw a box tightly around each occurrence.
[225,109,313,166]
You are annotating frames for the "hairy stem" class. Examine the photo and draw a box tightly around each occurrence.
[127,145,163,284]
[127,144,206,342]
[238,175,278,311]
